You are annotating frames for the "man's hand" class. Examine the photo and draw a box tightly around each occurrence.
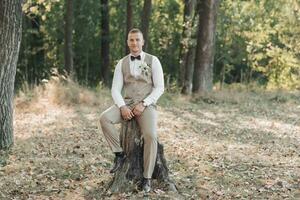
[132,102,146,117]
[120,106,135,120]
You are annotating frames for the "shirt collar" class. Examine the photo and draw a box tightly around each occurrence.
[129,51,144,61]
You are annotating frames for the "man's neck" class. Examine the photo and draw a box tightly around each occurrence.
[130,51,143,57]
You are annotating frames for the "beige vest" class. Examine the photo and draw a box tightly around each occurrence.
[121,53,153,106]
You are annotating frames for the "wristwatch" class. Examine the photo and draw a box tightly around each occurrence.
[142,100,147,107]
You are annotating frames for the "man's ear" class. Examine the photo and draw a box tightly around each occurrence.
[127,39,130,47]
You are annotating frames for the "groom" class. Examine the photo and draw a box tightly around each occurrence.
[99,28,164,192]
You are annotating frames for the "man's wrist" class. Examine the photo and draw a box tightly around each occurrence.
[117,102,126,108]
[120,105,128,110]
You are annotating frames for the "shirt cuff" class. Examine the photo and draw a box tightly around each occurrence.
[142,98,152,106]
[116,102,126,108]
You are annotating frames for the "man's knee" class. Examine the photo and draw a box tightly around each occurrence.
[99,112,109,126]
[143,131,157,142]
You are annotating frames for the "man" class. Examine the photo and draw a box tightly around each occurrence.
[99,28,164,193]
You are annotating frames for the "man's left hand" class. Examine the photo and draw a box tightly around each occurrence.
[132,102,146,117]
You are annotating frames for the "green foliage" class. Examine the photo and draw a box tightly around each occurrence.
[149,0,183,80]
[73,0,102,85]
[18,0,64,88]
[17,0,300,90]
[109,0,127,64]
[216,0,300,89]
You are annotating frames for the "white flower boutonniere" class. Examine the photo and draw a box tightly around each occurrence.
[139,62,151,77]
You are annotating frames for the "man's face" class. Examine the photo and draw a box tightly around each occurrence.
[127,32,144,55]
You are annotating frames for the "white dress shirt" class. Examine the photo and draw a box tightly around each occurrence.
[111,51,164,108]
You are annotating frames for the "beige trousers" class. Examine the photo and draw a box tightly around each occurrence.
[99,105,158,178]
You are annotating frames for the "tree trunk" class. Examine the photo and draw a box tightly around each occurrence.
[30,16,44,86]
[108,120,177,193]
[140,0,152,51]
[192,0,219,94]
[64,0,74,78]
[0,0,22,150]
[181,48,196,95]
[125,0,133,54]
[85,50,89,86]
[179,0,197,94]
[101,0,110,86]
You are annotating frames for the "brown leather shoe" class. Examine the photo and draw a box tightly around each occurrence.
[109,155,125,173]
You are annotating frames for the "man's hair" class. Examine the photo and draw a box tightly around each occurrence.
[128,28,143,36]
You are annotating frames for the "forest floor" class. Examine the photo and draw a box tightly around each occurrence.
[0,79,299,200]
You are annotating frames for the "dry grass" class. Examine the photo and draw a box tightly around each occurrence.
[0,80,299,199]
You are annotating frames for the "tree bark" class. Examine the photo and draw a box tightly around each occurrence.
[101,0,110,86]
[140,0,152,51]
[192,0,219,93]
[108,120,177,193]
[125,0,133,54]
[179,0,197,95]
[181,48,196,95]
[30,16,44,85]
[85,50,89,86]
[0,0,22,150]
[64,0,74,78]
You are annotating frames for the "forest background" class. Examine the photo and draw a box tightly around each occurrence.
[0,0,299,199]
[18,0,300,92]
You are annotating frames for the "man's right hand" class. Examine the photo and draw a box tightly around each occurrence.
[120,105,135,120]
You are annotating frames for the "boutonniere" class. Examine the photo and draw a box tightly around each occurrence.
[139,62,151,77]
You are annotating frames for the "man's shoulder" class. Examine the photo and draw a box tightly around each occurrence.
[116,55,130,66]
[144,52,155,58]
[144,52,160,62]
[120,54,130,61]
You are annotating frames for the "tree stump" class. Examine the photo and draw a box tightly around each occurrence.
[107,119,177,193]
